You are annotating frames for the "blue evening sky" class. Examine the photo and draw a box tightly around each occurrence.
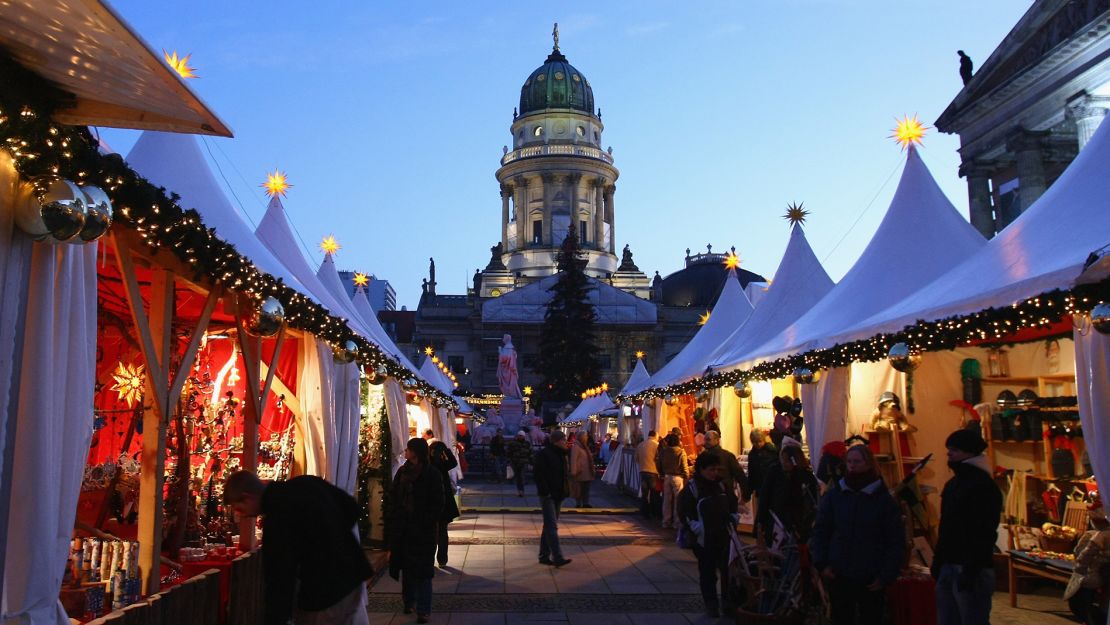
[100,1,1031,309]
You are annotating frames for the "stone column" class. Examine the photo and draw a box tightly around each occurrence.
[500,183,512,250]
[604,185,616,253]
[960,162,996,238]
[540,173,554,246]
[1006,129,1048,226]
[514,177,529,250]
[569,174,582,245]
[593,178,605,247]
[1067,92,1110,151]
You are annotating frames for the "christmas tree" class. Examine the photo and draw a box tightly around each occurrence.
[536,224,602,404]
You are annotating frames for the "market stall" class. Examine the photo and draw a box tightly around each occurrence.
[601,357,653,491]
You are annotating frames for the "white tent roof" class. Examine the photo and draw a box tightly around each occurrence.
[482,275,657,324]
[709,224,835,371]
[846,119,1110,338]
[416,356,473,414]
[126,132,316,303]
[620,358,652,396]
[559,393,616,425]
[742,146,986,365]
[629,269,753,394]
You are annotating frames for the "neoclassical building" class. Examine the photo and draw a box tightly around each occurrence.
[407,32,766,396]
[938,0,1110,237]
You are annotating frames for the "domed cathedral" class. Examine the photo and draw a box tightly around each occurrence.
[480,25,651,299]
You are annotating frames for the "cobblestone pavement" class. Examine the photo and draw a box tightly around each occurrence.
[367,479,1075,625]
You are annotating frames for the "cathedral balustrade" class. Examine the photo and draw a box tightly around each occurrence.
[501,143,614,165]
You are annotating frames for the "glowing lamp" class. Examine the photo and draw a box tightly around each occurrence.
[319,235,341,255]
[163,50,197,79]
[261,170,291,198]
[891,114,928,149]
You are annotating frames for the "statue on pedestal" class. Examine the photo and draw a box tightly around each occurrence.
[497,334,521,399]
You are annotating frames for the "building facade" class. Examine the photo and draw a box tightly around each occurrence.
[338,270,396,312]
[937,0,1110,237]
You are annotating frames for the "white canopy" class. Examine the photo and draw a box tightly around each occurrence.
[559,393,616,425]
[709,224,835,371]
[482,274,657,324]
[126,132,318,304]
[620,358,652,397]
[416,355,473,414]
[742,146,986,365]
[628,269,753,394]
[846,118,1110,339]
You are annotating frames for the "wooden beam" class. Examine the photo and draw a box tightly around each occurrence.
[166,285,222,405]
[258,328,286,422]
[232,295,262,551]
[112,234,168,417]
[258,362,301,422]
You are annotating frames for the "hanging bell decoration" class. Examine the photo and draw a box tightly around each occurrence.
[888,342,921,372]
[17,176,87,243]
[332,339,358,364]
[793,367,819,384]
[733,382,751,399]
[663,394,677,406]
[693,388,709,403]
[246,297,285,337]
[1091,303,1110,335]
[77,185,113,242]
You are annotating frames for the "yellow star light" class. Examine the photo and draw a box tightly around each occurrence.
[424,346,434,356]
[163,50,197,79]
[698,310,712,326]
[523,386,533,396]
[261,170,292,198]
[353,272,369,287]
[723,253,741,270]
[635,350,645,359]
[891,114,928,149]
[784,202,810,227]
[111,362,145,408]
[319,235,341,255]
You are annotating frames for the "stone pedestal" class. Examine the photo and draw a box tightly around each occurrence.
[499,397,525,434]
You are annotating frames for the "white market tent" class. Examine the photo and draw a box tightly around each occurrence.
[559,393,616,426]
[601,357,654,488]
[623,357,652,398]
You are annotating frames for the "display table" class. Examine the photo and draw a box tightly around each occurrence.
[176,558,234,613]
[886,575,936,625]
[1007,550,1073,607]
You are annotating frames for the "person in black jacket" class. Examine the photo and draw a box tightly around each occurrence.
[746,429,777,502]
[429,439,460,568]
[810,445,905,625]
[389,438,445,623]
[702,430,749,501]
[756,440,820,545]
[533,430,572,567]
[933,429,1002,625]
[223,471,372,625]
[679,451,739,617]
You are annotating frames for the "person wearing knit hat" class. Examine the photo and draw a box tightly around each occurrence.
[933,428,1002,625]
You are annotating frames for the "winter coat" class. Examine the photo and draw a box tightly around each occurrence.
[756,463,820,543]
[259,476,373,625]
[533,443,571,500]
[429,441,460,522]
[656,443,688,477]
[934,455,1003,573]
[635,437,660,475]
[506,438,534,468]
[388,461,445,580]
[570,439,595,482]
[701,445,750,500]
[678,476,738,551]
[746,444,778,498]
[490,434,505,457]
[809,477,905,585]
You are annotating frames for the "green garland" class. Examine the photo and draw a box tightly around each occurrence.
[622,282,1110,401]
[0,54,454,406]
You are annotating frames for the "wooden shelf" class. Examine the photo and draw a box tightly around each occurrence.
[982,376,1038,385]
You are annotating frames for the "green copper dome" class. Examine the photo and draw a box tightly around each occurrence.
[519,50,595,117]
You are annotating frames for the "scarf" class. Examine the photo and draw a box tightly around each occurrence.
[843,468,881,492]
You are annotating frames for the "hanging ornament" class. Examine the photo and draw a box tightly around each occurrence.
[245,297,285,337]
[887,342,921,373]
[733,382,751,399]
[332,339,358,364]
[793,367,819,385]
[366,369,387,385]
[1091,303,1110,335]
[663,394,677,406]
[110,362,145,407]
[407,391,423,405]
[16,176,87,243]
[77,185,113,242]
[694,389,709,403]
[402,377,418,392]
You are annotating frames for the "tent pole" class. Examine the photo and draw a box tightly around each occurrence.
[233,295,263,551]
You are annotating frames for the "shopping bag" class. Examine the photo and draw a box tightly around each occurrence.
[506,465,515,480]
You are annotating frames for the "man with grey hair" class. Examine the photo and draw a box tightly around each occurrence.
[701,430,749,501]
[533,430,572,567]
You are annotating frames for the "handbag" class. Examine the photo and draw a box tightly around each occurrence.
[506,465,515,480]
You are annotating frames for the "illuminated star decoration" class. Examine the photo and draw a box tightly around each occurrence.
[353,272,369,287]
[523,386,533,396]
[698,310,712,326]
[784,202,810,227]
[261,170,292,198]
[163,50,197,79]
[111,362,146,408]
[891,114,928,150]
[424,346,435,356]
[723,253,741,270]
[319,235,341,255]
[635,350,645,359]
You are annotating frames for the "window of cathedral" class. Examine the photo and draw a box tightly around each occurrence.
[579,220,588,244]
[532,220,543,245]
[448,355,465,374]
[533,126,544,137]
[576,126,585,137]
[598,354,612,370]
[484,354,498,369]
[593,130,599,141]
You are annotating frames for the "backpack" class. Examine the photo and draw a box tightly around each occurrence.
[676,481,700,549]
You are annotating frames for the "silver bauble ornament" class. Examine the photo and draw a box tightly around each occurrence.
[1092,303,1110,335]
[793,367,819,385]
[17,177,87,243]
[375,364,389,378]
[402,377,418,392]
[887,342,921,373]
[246,297,285,337]
[663,394,677,406]
[733,382,752,399]
[693,389,709,403]
[77,185,113,242]
[367,368,387,385]
[332,339,358,364]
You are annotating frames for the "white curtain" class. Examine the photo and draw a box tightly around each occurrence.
[383,379,409,477]
[298,336,336,480]
[801,366,850,468]
[0,222,97,623]
[716,388,743,456]
[332,362,360,495]
[1074,323,1110,514]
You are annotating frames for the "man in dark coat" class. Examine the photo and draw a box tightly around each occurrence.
[933,429,1002,625]
[745,429,777,502]
[679,452,739,617]
[533,430,572,567]
[389,438,445,622]
[756,440,819,545]
[489,429,506,482]
[506,430,534,497]
[224,471,372,625]
[429,439,460,567]
[701,430,749,501]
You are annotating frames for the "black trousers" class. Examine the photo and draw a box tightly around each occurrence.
[827,577,885,625]
[512,462,527,493]
[436,521,449,566]
[692,543,729,609]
